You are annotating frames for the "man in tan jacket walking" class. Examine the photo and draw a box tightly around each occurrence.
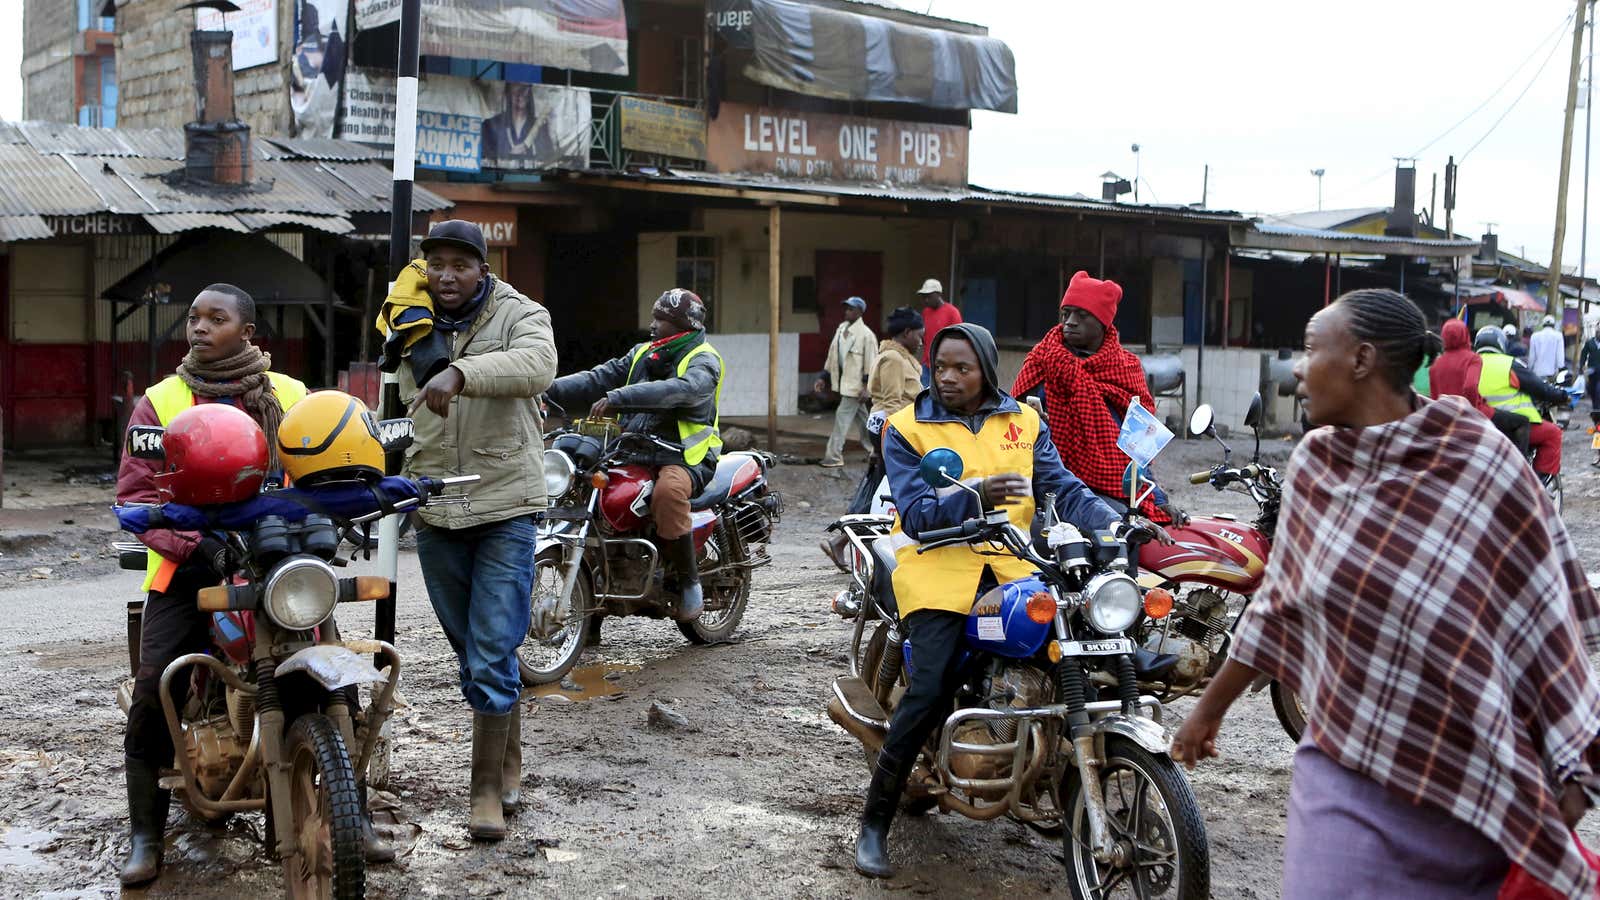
[815,296,877,467]
[397,220,557,842]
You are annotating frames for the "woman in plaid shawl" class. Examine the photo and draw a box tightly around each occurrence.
[1173,289,1600,899]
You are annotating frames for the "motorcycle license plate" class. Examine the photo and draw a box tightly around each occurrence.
[1059,638,1133,657]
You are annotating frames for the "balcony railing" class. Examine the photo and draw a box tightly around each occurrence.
[588,89,705,173]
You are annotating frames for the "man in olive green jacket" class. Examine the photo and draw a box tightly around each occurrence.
[397,220,557,842]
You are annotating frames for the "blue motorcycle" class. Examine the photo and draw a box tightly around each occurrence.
[827,448,1209,900]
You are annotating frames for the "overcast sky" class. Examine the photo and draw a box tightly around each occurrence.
[1,0,1596,273]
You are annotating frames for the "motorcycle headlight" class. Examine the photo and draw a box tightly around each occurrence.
[1083,571,1142,634]
[262,556,338,631]
[543,449,575,498]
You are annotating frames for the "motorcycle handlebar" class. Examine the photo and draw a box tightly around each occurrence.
[1188,470,1212,484]
[916,519,983,546]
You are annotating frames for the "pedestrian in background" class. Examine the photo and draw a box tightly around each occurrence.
[816,296,877,467]
[1174,289,1600,899]
[915,278,962,387]
[1529,315,1566,379]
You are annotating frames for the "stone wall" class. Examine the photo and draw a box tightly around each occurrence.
[22,0,77,121]
[113,0,292,133]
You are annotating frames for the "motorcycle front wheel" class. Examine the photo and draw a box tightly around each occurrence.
[1063,736,1209,900]
[282,714,365,900]
[1270,680,1308,742]
[519,546,594,686]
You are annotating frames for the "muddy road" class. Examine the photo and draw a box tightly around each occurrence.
[2,427,1599,898]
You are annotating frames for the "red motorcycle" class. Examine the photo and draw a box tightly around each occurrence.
[1131,393,1305,740]
[521,414,782,684]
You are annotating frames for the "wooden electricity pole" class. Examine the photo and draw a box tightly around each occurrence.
[767,205,781,452]
[1548,0,1590,318]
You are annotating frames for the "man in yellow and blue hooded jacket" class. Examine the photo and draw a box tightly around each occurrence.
[854,322,1154,880]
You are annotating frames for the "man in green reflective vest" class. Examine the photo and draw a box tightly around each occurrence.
[1475,325,1570,476]
[545,288,723,621]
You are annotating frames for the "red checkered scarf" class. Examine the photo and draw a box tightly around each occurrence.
[1231,396,1600,898]
[1011,325,1166,521]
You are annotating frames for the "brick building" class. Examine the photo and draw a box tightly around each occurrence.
[22,0,118,126]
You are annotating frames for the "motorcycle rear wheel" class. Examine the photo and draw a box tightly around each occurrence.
[281,713,365,900]
[519,546,594,686]
[1269,680,1307,742]
[678,532,750,645]
[1062,736,1209,900]
[1542,472,1564,514]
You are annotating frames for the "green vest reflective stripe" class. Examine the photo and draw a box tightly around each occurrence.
[140,372,308,592]
[626,341,724,466]
[1478,352,1540,424]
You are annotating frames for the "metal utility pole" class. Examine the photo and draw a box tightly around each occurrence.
[1311,168,1325,211]
[1132,143,1141,203]
[1581,0,1595,317]
[1546,0,1589,319]
[376,0,422,651]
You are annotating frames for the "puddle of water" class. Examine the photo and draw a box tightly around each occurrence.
[527,663,640,702]
[0,826,58,870]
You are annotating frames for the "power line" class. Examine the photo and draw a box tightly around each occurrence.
[1460,9,1578,161]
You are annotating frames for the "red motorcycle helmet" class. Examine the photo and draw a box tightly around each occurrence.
[153,403,270,505]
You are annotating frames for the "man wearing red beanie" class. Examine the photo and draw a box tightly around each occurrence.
[1012,271,1184,524]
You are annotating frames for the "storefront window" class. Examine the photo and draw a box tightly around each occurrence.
[675,236,716,328]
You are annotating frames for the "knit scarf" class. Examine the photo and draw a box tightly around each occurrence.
[1011,324,1165,521]
[176,343,285,471]
[637,329,705,380]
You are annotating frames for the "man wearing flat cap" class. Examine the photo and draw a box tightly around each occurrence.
[394,218,558,842]
[815,296,878,468]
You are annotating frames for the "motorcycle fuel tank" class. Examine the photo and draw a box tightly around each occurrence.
[599,463,655,532]
[1138,515,1269,593]
[963,575,1053,659]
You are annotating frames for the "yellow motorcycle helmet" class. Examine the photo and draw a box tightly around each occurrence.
[277,390,385,486]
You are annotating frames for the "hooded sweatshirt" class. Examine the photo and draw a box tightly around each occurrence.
[1429,319,1491,417]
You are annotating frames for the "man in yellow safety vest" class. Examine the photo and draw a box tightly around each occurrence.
[545,288,723,622]
[1475,325,1570,476]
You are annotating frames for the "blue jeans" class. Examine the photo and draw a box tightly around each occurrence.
[415,515,536,714]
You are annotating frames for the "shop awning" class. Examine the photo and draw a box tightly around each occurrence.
[731,0,1017,113]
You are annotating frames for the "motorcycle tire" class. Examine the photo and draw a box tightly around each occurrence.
[1269,680,1307,743]
[519,546,595,686]
[1543,472,1564,515]
[280,713,365,900]
[678,530,750,645]
[1062,736,1209,900]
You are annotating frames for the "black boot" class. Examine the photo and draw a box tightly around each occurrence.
[120,756,169,886]
[855,752,910,879]
[359,783,396,864]
[660,534,703,622]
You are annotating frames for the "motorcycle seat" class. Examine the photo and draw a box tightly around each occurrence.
[689,454,753,511]
[869,538,899,619]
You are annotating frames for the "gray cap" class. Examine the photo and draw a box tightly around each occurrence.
[843,296,866,311]
[420,219,487,261]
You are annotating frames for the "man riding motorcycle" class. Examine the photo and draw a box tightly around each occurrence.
[1475,325,1570,476]
[854,322,1160,879]
[1012,271,1185,524]
[114,284,314,886]
[544,288,722,622]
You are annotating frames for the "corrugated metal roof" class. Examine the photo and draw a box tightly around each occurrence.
[144,212,252,234]
[319,162,454,211]
[0,144,111,215]
[235,212,355,234]
[1269,207,1389,231]
[18,120,136,157]
[0,122,25,145]
[1245,220,1479,254]
[111,128,186,160]
[62,155,160,213]
[262,137,382,162]
[0,215,53,240]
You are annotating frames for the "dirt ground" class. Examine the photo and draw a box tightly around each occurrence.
[2,422,1599,898]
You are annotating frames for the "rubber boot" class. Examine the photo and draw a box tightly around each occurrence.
[501,703,522,811]
[120,756,169,887]
[662,534,704,622]
[468,712,510,840]
[854,752,910,879]
[359,783,396,864]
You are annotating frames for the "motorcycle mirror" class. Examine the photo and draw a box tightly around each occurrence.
[1188,405,1215,438]
[374,417,415,453]
[917,447,965,489]
[1244,393,1264,430]
[126,425,166,460]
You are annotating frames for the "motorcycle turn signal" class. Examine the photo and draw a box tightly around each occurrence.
[589,471,609,490]
[1026,592,1056,624]
[1143,588,1175,620]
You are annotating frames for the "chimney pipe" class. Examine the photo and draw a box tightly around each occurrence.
[184,28,252,186]
[1385,164,1417,237]
[1480,231,1499,262]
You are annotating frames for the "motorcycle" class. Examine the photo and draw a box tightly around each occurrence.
[827,447,1210,900]
[1532,374,1582,513]
[114,419,469,898]
[522,409,783,684]
[1129,393,1305,740]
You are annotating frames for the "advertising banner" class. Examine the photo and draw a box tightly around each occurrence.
[619,97,706,160]
[355,0,629,74]
[707,101,967,187]
[196,0,279,71]
[341,69,589,172]
[289,0,349,138]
